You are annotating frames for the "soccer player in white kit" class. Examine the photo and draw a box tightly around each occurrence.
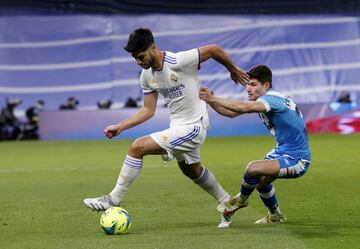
[84,28,249,228]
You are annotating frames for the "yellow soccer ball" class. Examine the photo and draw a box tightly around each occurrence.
[100,207,131,235]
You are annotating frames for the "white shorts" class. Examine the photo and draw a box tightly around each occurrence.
[150,119,207,164]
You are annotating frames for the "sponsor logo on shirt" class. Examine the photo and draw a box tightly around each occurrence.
[159,83,185,99]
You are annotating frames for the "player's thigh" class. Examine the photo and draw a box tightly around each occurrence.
[246,159,280,177]
[150,124,205,162]
[130,135,167,156]
[175,146,201,165]
[276,156,310,178]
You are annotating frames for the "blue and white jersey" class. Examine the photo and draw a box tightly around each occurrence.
[257,90,311,161]
[140,49,209,127]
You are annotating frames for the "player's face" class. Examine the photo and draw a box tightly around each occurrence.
[132,45,155,69]
[246,79,269,101]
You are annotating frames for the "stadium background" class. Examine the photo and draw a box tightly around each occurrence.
[1,2,360,249]
[1,0,360,139]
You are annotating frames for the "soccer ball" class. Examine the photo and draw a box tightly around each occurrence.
[100,207,131,235]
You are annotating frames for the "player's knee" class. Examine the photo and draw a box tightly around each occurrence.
[178,161,202,179]
[129,138,146,157]
[180,167,193,178]
[179,163,193,178]
[245,161,260,177]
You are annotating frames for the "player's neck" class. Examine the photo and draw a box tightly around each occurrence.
[152,50,164,71]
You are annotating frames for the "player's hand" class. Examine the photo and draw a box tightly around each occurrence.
[230,67,249,86]
[199,87,214,103]
[104,124,122,139]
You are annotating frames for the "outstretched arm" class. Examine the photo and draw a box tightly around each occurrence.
[200,87,266,117]
[199,88,240,118]
[104,92,158,139]
[208,102,241,118]
[199,44,249,85]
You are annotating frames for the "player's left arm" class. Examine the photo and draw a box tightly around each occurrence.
[200,87,266,115]
[198,44,249,85]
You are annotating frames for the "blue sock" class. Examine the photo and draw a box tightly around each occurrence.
[239,175,259,202]
[258,184,280,215]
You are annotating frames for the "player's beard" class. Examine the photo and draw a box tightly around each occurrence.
[144,54,155,69]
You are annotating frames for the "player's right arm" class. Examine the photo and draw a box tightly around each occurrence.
[199,44,249,85]
[209,104,240,118]
[210,96,266,115]
[198,87,240,117]
[104,92,158,139]
[200,87,266,117]
[208,102,241,118]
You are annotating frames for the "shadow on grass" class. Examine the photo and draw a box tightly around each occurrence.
[285,221,360,238]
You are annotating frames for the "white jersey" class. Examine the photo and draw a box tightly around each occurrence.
[140,49,209,127]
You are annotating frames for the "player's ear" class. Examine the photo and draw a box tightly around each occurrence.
[264,82,271,90]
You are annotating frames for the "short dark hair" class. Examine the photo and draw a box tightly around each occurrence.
[123,28,154,53]
[247,65,272,88]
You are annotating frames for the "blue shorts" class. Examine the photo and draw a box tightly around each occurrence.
[265,153,310,179]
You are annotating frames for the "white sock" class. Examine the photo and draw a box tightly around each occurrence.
[109,155,143,204]
[193,167,230,203]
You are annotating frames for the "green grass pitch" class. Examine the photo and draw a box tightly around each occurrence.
[0,134,359,249]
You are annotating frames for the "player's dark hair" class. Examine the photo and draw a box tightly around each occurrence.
[247,65,272,88]
[124,28,154,53]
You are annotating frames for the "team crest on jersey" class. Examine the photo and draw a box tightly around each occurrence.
[170,74,178,84]
[150,78,158,84]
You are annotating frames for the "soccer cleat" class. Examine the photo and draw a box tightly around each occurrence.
[217,194,248,215]
[254,212,287,224]
[83,195,118,211]
[217,213,233,228]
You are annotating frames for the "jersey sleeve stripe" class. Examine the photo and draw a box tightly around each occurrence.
[164,59,177,64]
[143,90,157,94]
[257,99,271,112]
[164,56,176,61]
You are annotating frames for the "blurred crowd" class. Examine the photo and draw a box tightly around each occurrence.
[330,91,357,115]
[0,96,140,141]
[0,98,44,140]
[1,91,356,141]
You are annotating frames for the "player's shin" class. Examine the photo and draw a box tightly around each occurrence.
[239,174,259,202]
[257,184,281,215]
[193,167,230,203]
[109,155,143,204]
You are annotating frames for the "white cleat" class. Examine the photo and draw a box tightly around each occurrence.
[217,194,248,215]
[254,212,287,224]
[217,213,233,228]
[83,195,118,211]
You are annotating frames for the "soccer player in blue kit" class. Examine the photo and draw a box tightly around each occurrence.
[200,64,311,224]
